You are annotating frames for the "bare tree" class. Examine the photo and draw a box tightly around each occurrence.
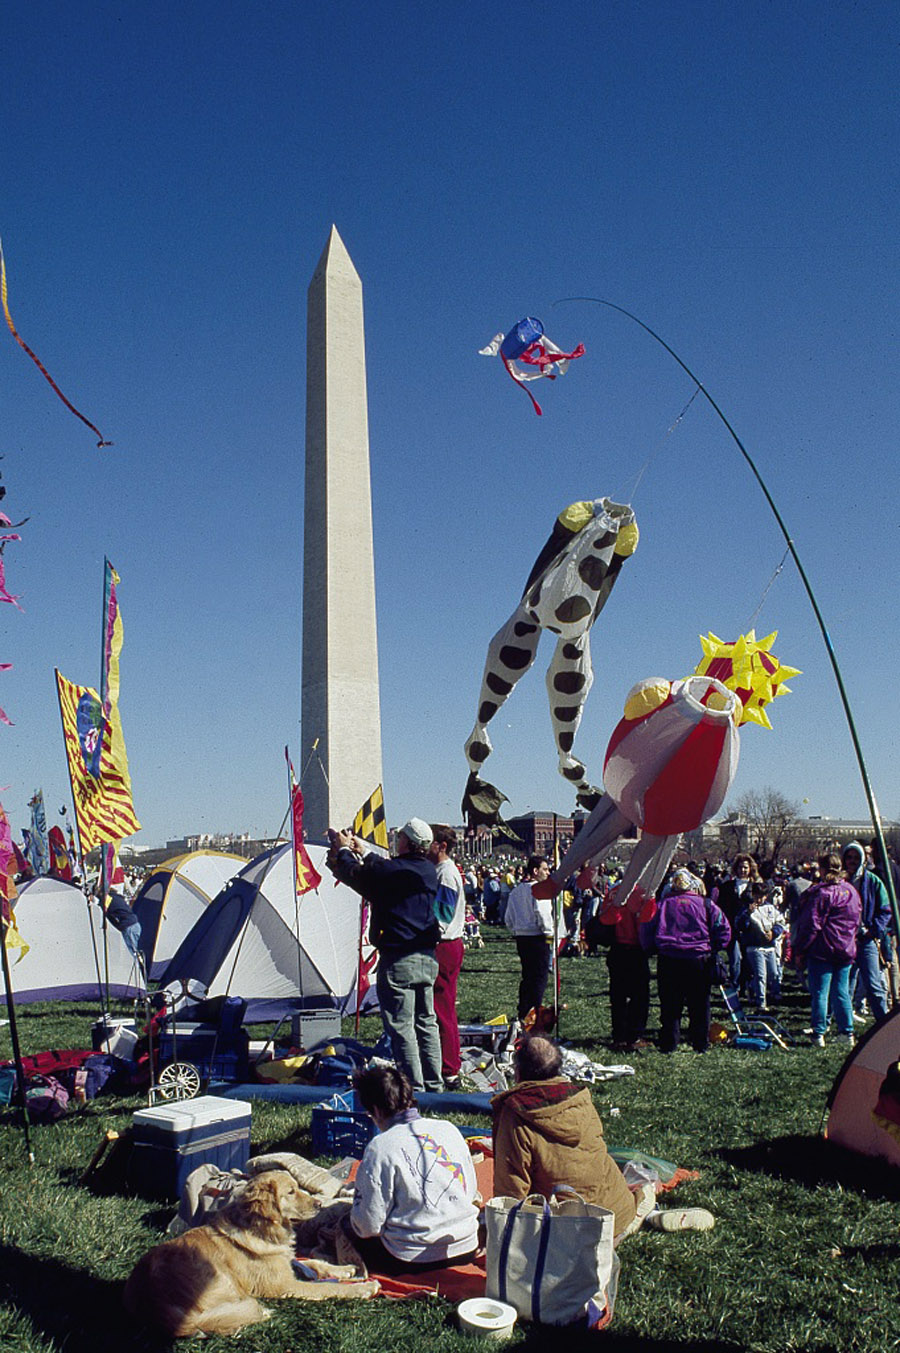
[727,787,802,865]
[719,812,749,858]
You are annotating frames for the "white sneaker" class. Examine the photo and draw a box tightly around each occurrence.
[852,1012,867,1024]
[645,1207,715,1232]
[837,1033,856,1047]
[811,1034,826,1048]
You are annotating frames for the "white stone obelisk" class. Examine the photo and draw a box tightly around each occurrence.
[301,226,383,841]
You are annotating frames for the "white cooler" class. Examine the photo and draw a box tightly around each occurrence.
[130,1094,251,1200]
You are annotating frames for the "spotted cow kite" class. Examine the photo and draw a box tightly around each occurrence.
[462,498,639,828]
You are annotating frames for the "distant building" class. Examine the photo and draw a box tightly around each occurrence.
[690,816,897,861]
[504,812,576,857]
[164,831,253,855]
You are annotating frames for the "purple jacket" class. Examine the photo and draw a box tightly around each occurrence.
[793,880,860,964]
[641,891,731,958]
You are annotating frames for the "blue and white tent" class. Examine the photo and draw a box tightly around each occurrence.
[157,842,373,1020]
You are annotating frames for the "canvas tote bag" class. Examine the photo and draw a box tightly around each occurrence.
[485,1188,618,1327]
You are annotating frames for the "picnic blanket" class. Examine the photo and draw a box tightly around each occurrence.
[345,1154,493,1300]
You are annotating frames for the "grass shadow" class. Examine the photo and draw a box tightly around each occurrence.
[0,1244,171,1353]
[717,1133,900,1200]
[516,1327,742,1352]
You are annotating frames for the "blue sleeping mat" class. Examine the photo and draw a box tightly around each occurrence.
[209,1081,494,1115]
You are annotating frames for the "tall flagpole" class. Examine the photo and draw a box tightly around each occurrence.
[97,559,115,1007]
[286,748,304,1006]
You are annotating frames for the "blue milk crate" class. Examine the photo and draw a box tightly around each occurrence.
[311,1091,375,1159]
[158,1027,250,1084]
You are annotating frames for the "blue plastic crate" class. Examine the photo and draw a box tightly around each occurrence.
[158,1030,249,1084]
[311,1091,375,1159]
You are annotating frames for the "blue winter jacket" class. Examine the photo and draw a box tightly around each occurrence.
[332,849,439,957]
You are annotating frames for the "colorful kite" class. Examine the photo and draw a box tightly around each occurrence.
[0,530,22,611]
[463,498,639,828]
[0,238,112,447]
[694,630,800,729]
[286,752,323,898]
[0,663,11,727]
[533,632,799,912]
[479,316,584,415]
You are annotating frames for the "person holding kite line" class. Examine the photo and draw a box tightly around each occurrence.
[328,818,443,1093]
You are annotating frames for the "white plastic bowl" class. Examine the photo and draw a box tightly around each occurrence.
[457,1297,517,1339]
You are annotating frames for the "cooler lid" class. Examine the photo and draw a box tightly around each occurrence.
[133,1094,251,1131]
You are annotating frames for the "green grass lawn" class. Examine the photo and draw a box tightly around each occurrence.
[1,930,899,1352]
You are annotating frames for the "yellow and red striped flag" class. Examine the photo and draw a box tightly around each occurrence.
[56,670,140,853]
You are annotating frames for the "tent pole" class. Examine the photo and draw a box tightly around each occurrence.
[286,749,304,1012]
[555,296,900,941]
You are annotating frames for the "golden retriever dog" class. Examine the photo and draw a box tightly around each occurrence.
[123,1170,378,1337]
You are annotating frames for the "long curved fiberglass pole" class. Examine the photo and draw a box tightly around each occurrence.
[555,295,900,934]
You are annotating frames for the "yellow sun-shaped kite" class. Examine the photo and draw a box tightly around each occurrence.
[694,630,801,729]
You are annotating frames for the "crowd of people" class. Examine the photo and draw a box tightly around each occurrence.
[329,820,900,1088]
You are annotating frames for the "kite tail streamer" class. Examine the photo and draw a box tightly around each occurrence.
[518,341,585,373]
[0,240,112,448]
[500,353,543,415]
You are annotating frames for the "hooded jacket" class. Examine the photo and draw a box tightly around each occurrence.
[491,1077,636,1236]
[641,890,731,958]
[842,841,891,942]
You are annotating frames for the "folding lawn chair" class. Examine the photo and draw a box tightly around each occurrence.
[718,985,794,1049]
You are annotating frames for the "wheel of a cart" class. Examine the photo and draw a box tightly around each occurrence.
[155,1061,201,1101]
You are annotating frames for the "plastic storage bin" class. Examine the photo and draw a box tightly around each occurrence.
[311,1091,375,1159]
[130,1094,251,1200]
[291,1008,342,1049]
[91,1016,139,1059]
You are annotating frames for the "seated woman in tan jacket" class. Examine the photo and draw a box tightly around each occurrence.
[491,1035,637,1237]
[491,1035,714,1238]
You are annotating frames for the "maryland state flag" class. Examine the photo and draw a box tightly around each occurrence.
[0,800,28,961]
[353,784,388,850]
[56,670,141,852]
[286,756,322,897]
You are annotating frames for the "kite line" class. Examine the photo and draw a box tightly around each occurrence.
[0,239,112,448]
[553,294,900,937]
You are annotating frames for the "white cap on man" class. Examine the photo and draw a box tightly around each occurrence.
[400,818,433,849]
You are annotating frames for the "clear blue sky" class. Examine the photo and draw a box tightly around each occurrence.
[2,2,898,847]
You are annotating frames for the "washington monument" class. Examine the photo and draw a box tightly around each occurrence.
[301,226,383,841]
